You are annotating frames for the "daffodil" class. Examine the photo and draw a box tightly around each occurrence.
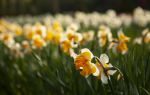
[44,29,54,42]
[0,33,15,48]
[52,21,63,33]
[109,39,129,54]
[81,31,94,44]
[74,48,99,77]
[95,54,116,84]
[9,24,23,36]
[60,39,77,53]
[52,32,63,44]
[98,25,112,47]
[24,24,35,40]
[32,23,47,38]
[66,30,83,43]
[32,35,46,49]
[109,30,130,54]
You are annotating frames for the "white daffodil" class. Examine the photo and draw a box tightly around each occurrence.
[96,54,116,84]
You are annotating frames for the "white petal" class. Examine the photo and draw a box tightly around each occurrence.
[100,54,109,64]
[107,30,113,42]
[76,33,83,42]
[108,63,113,67]
[81,48,90,53]
[142,28,149,36]
[70,49,77,59]
[108,70,117,75]
[101,72,108,84]
[117,29,123,37]
[107,63,117,75]
[133,37,142,44]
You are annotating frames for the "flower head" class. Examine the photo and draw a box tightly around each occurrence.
[81,31,94,44]
[74,48,99,77]
[95,54,116,84]
[98,25,112,47]
[109,30,130,54]
[66,30,83,43]
[60,39,77,53]
[32,35,46,49]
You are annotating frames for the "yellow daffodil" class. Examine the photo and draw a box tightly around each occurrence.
[15,26,23,36]
[44,29,54,42]
[74,48,99,77]
[32,35,46,49]
[109,31,130,54]
[32,23,47,38]
[60,39,77,53]
[66,30,83,43]
[52,21,63,33]
[109,39,129,54]
[52,32,63,44]
[117,30,130,54]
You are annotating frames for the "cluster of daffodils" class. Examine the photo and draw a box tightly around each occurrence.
[133,7,150,27]
[0,7,150,57]
[0,19,94,57]
[97,25,130,54]
[57,7,150,28]
[1,8,150,85]
[72,48,123,84]
[7,7,150,29]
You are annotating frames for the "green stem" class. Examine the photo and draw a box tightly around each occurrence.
[107,77,115,95]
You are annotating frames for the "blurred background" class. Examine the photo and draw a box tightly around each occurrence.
[0,0,150,16]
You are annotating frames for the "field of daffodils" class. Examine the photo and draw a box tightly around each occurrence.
[0,7,150,95]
